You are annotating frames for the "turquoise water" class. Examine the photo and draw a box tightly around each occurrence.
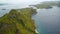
[32,6,60,34]
[32,12,47,34]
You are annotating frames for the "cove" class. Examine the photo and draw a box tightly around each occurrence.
[32,6,60,34]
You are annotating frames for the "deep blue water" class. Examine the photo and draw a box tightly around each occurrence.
[32,6,60,34]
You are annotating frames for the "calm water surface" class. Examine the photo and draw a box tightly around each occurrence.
[32,6,60,34]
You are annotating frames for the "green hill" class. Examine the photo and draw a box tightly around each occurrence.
[0,8,37,34]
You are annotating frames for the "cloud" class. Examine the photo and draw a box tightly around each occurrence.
[0,0,59,4]
[0,0,36,4]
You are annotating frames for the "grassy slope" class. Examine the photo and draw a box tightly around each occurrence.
[0,8,37,34]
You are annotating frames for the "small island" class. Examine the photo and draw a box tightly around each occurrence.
[0,7,38,34]
[57,2,60,7]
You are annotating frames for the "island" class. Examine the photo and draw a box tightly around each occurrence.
[0,7,38,34]
[57,2,60,7]
[30,1,60,9]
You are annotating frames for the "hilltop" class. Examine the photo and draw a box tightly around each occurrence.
[0,8,37,34]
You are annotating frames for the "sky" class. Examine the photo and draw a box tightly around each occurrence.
[0,0,59,4]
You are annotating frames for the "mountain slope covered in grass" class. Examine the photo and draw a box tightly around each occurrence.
[0,8,37,34]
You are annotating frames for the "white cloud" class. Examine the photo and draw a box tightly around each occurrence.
[0,0,59,4]
[0,0,36,4]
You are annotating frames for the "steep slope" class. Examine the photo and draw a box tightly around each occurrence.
[0,8,37,34]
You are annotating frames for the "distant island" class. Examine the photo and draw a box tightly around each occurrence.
[0,3,8,6]
[29,1,60,9]
[0,7,38,34]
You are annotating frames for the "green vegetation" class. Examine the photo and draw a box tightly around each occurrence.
[0,8,37,34]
